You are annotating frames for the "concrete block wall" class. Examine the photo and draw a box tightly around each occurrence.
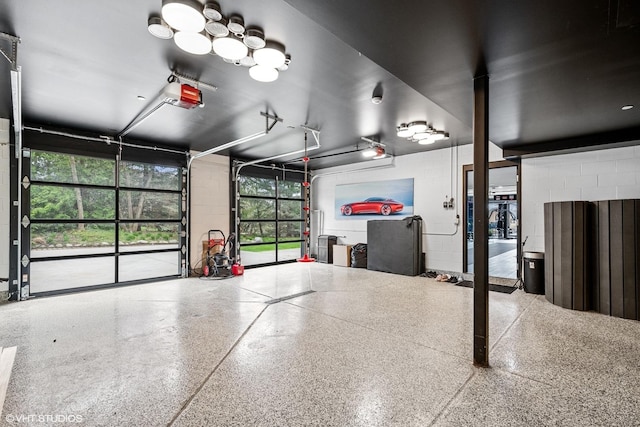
[188,152,230,272]
[1,118,10,294]
[521,144,640,253]
[312,142,504,273]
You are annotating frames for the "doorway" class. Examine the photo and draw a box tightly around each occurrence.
[463,161,521,279]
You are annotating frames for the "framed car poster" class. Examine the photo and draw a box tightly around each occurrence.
[335,178,414,219]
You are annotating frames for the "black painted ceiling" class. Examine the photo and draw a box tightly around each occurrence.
[0,0,639,168]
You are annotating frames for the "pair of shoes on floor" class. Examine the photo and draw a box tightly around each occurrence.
[435,274,460,283]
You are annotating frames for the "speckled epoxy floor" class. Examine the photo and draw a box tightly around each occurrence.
[1,263,639,426]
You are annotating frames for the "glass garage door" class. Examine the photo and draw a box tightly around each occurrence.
[237,171,305,267]
[25,149,186,295]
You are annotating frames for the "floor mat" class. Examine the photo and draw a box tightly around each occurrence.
[455,280,517,294]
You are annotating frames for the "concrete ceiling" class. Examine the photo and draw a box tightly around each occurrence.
[1,0,639,168]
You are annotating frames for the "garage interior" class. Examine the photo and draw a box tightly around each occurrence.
[1,0,640,425]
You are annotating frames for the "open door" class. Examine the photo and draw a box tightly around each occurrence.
[463,161,521,279]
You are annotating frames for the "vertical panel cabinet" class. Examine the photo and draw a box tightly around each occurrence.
[594,200,639,320]
[543,201,591,310]
[544,200,639,321]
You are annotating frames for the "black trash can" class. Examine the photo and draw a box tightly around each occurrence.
[523,251,544,294]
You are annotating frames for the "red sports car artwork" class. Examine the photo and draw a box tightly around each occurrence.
[340,197,404,216]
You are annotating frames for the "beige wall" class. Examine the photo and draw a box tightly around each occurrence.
[188,152,231,272]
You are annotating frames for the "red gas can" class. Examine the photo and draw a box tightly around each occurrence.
[232,264,244,276]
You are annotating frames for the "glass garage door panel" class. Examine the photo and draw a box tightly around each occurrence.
[278,200,302,219]
[30,257,115,294]
[31,223,115,258]
[119,161,180,191]
[31,186,116,220]
[119,191,181,220]
[118,223,180,252]
[118,252,181,282]
[239,175,276,197]
[31,151,115,185]
[278,242,302,262]
[239,221,276,245]
[278,181,302,198]
[278,221,303,241]
[240,199,276,220]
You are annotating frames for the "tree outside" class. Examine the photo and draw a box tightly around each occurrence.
[30,150,182,250]
[238,175,304,253]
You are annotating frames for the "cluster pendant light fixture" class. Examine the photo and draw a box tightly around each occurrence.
[148,0,291,82]
[397,120,449,145]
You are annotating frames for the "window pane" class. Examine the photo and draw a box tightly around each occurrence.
[239,175,276,197]
[278,180,302,199]
[239,221,275,244]
[119,223,180,252]
[31,185,115,220]
[31,223,115,258]
[240,199,276,220]
[119,252,180,281]
[240,245,276,266]
[31,150,114,185]
[119,191,180,220]
[120,161,180,191]
[278,221,303,241]
[278,242,302,261]
[30,257,115,293]
[278,200,303,220]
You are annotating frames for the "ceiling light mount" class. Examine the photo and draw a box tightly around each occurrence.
[253,40,286,68]
[148,16,174,39]
[212,33,248,60]
[161,0,205,33]
[150,1,291,82]
[227,15,245,35]
[397,120,449,145]
[249,64,278,83]
[174,31,211,55]
[202,2,222,21]
[371,82,383,104]
[205,17,229,37]
[243,28,266,49]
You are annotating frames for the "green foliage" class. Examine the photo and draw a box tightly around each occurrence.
[238,174,304,244]
[120,161,180,190]
[241,242,301,252]
[31,151,114,185]
[31,225,178,248]
[31,150,180,224]
[239,175,276,197]
[278,180,302,198]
